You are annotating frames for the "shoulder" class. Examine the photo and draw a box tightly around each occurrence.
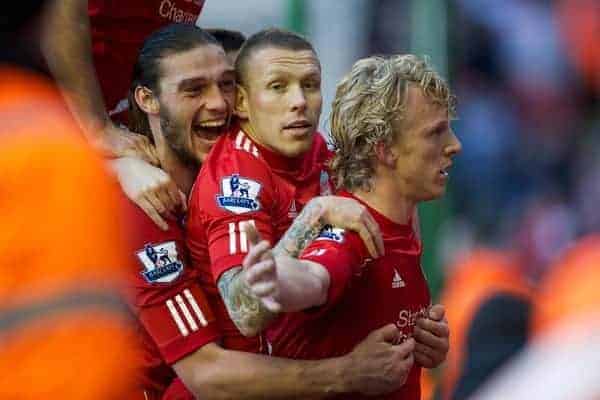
[302,225,369,267]
[190,131,277,217]
[197,130,272,186]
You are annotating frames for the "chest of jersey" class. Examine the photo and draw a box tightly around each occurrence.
[348,248,431,343]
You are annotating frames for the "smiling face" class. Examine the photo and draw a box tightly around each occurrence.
[237,47,322,157]
[155,43,236,165]
[390,84,462,202]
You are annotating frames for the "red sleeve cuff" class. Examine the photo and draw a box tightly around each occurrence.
[301,250,354,312]
[136,285,221,364]
[161,326,221,365]
[211,253,247,284]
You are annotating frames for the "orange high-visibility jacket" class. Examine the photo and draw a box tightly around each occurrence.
[0,67,138,399]
[440,249,532,400]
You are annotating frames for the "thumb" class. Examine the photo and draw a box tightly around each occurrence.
[372,323,400,343]
[428,304,445,321]
[241,221,261,247]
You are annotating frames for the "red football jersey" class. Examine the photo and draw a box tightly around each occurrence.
[267,191,431,400]
[187,126,332,352]
[121,195,219,399]
[88,0,205,122]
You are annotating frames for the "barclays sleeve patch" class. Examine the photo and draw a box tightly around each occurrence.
[216,174,262,214]
[315,224,346,243]
[137,241,184,284]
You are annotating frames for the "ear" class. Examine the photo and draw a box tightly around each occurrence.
[374,141,397,168]
[134,86,160,115]
[234,84,249,119]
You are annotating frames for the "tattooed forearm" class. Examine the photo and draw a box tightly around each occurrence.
[273,199,327,258]
[217,267,276,336]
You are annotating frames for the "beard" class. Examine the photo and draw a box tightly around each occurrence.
[159,104,200,168]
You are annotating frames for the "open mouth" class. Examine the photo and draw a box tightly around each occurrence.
[439,165,451,178]
[193,120,228,140]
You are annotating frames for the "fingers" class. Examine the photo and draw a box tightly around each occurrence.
[137,197,168,230]
[363,212,384,257]
[242,240,271,270]
[125,131,160,166]
[428,304,445,321]
[241,221,261,247]
[371,323,401,343]
[244,257,276,285]
[354,222,380,259]
[138,138,161,166]
[260,296,282,313]
[145,190,171,220]
[161,181,184,215]
[414,347,435,368]
[414,325,449,357]
[396,338,415,358]
[416,317,450,339]
[149,183,179,219]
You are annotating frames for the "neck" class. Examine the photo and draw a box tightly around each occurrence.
[352,174,415,226]
[159,147,198,196]
[240,119,263,147]
[150,122,198,197]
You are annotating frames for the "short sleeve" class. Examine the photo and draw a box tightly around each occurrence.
[188,147,291,284]
[123,203,220,365]
[299,226,368,311]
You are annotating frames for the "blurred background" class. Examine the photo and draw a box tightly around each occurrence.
[199,0,599,299]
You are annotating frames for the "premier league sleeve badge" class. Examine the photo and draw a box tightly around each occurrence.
[216,174,262,214]
[137,241,184,284]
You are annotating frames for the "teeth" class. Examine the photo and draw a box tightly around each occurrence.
[440,170,449,177]
[197,120,226,128]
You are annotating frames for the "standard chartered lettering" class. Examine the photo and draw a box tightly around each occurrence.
[393,306,429,343]
[395,307,429,329]
[159,0,198,24]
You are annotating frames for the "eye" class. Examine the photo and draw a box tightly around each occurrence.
[220,79,236,92]
[269,81,285,91]
[303,79,321,90]
[185,85,206,97]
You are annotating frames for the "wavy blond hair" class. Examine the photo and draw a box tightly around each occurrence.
[329,54,456,192]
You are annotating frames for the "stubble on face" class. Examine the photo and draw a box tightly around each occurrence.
[159,103,200,168]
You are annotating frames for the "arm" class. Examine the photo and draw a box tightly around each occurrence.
[217,225,330,336]
[41,0,158,163]
[274,196,384,259]
[173,324,415,399]
[217,195,383,335]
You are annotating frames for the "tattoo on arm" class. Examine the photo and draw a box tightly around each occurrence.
[273,200,326,258]
[217,267,276,336]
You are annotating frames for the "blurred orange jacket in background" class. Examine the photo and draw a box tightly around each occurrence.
[440,249,532,400]
[532,235,600,338]
[0,67,139,399]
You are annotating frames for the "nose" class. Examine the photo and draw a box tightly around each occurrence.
[289,85,307,112]
[204,84,228,114]
[445,129,462,157]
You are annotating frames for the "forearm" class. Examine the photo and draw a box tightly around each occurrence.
[176,343,351,400]
[42,0,110,138]
[218,258,329,336]
[274,256,329,311]
[218,267,276,336]
[273,197,326,258]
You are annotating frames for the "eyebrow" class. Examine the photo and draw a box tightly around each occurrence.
[178,77,208,91]
[263,68,321,80]
[177,69,236,90]
[424,119,448,133]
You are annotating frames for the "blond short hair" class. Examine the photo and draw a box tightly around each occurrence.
[329,54,456,192]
